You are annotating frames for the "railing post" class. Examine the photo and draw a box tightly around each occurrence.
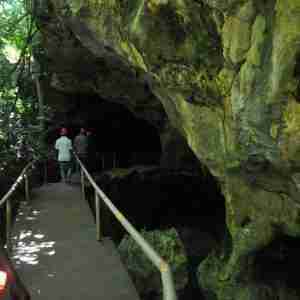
[25,173,30,201]
[81,169,85,201]
[6,199,11,252]
[95,189,101,241]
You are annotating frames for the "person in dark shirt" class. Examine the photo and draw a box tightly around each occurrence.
[73,128,88,171]
[86,129,97,173]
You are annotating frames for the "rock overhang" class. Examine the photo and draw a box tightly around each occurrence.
[33,1,300,297]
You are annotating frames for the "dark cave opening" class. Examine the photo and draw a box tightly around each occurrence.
[46,95,162,180]
[87,164,226,300]
[97,169,226,238]
[254,235,300,295]
[294,52,300,103]
[48,93,227,300]
[70,98,162,168]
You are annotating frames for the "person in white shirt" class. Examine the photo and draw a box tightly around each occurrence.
[55,127,72,183]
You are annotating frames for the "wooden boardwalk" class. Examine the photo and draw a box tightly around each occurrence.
[10,183,140,300]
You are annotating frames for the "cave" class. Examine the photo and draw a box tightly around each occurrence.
[254,235,300,297]
[46,94,162,181]
[86,158,226,300]
[66,94,162,168]
[51,92,228,248]
[45,90,227,300]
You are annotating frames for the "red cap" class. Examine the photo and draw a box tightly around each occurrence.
[60,127,67,135]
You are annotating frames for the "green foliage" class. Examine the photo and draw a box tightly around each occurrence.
[0,0,47,174]
[118,228,188,294]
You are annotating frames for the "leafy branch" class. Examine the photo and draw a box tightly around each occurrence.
[0,0,48,168]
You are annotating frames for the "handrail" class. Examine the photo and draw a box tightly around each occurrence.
[74,153,177,300]
[0,160,35,249]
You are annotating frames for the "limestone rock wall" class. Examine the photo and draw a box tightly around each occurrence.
[33,0,300,298]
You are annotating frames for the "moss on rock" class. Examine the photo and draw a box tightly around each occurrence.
[118,228,188,295]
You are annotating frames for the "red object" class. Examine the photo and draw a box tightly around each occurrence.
[0,271,7,292]
[60,128,68,135]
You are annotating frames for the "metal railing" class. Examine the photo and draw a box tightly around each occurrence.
[74,153,177,300]
[0,161,34,250]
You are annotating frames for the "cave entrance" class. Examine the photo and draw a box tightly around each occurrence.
[51,92,227,243]
[52,94,162,170]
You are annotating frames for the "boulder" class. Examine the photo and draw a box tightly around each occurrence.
[118,228,188,296]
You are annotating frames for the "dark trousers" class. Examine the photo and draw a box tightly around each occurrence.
[59,161,72,182]
[76,154,88,172]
